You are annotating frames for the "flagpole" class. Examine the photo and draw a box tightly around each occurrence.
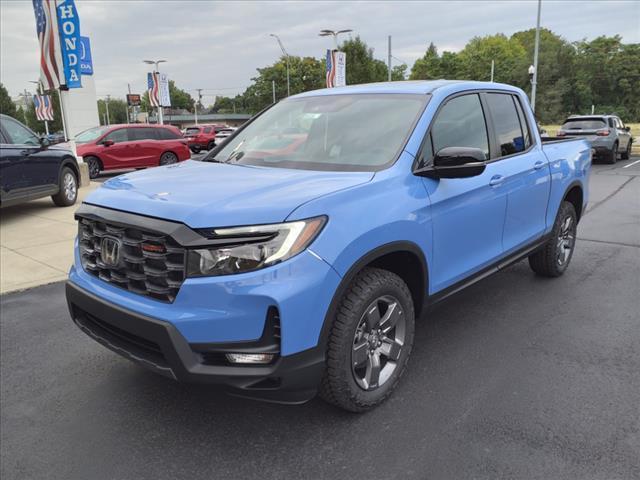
[40,83,50,135]
[57,89,69,141]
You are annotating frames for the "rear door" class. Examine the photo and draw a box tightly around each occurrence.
[129,127,162,166]
[484,92,551,252]
[419,92,508,292]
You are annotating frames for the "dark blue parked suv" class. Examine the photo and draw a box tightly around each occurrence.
[66,81,591,411]
[0,114,80,208]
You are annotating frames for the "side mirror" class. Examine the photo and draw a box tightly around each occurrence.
[414,147,487,179]
[624,126,631,132]
[102,139,114,147]
[39,136,51,148]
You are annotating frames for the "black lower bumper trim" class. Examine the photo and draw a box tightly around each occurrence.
[66,281,325,404]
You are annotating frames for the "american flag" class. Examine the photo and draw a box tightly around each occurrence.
[32,0,65,90]
[147,72,160,107]
[33,94,54,121]
[326,50,337,88]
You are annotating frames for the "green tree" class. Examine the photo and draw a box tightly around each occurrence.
[0,83,18,119]
[97,98,129,125]
[410,43,445,80]
[338,36,388,85]
[457,34,527,83]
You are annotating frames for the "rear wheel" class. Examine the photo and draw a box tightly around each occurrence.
[528,201,577,277]
[86,156,101,179]
[159,152,178,165]
[319,267,415,412]
[51,167,78,207]
[207,141,216,151]
[190,146,201,154]
[621,140,632,160]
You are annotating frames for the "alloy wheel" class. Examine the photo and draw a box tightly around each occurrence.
[351,295,406,391]
[160,152,177,165]
[556,215,575,266]
[63,172,77,201]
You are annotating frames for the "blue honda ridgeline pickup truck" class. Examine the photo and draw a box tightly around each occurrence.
[66,81,591,412]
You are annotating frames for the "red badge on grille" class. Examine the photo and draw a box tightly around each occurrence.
[142,243,166,253]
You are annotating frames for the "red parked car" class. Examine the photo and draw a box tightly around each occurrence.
[75,124,190,179]
[183,124,225,153]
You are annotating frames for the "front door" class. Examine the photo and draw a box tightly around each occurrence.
[419,93,508,293]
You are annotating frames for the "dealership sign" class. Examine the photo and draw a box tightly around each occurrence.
[79,36,93,75]
[56,0,82,88]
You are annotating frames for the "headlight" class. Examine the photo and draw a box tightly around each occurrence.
[186,216,326,277]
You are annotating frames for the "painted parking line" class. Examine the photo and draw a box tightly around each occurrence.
[622,158,640,169]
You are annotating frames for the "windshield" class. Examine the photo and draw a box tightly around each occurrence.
[207,94,428,171]
[561,119,606,130]
[75,126,111,144]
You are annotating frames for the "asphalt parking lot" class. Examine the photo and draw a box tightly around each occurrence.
[1,157,639,479]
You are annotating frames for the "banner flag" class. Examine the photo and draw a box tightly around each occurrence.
[56,0,82,88]
[79,36,93,75]
[158,73,171,107]
[326,50,346,88]
[32,0,66,90]
[33,94,54,121]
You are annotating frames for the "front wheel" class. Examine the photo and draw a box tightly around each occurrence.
[86,156,101,179]
[51,167,78,207]
[319,267,415,412]
[528,201,577,277]
[159,152,178,166]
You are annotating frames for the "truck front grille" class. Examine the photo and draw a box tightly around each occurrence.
[78,217,186,302]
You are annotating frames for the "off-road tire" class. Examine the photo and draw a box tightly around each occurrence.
[528,201,577,277]
[319,267,415,412]
[51,167,78,207]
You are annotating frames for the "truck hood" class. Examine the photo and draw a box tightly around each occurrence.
[84,160,373,228]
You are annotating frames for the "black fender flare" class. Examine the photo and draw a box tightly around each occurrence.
[58,156,80,184]
[315,241,429,355]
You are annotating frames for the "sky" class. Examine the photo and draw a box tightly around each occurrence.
[1,0,639,105]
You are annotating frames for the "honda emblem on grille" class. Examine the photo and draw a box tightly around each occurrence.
[101,236,121,267]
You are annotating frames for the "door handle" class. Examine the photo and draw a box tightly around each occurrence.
[533,160,545,170]
[489,175,504,187]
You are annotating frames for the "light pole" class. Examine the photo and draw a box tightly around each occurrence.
[29,80,49,135]
[318,29,352,51]
[530,0,542,112]
[104,94,111,126]
[143,59,167,124]
[269,34,290,97]
[194,88,202,125]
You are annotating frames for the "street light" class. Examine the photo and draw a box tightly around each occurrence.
[269,34,290,97]
[143,59,167,124]
[318,29,352,50]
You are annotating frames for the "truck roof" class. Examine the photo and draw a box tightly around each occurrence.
[292,80,523,98]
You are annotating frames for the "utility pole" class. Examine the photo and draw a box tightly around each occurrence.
[195,88,202,125]
[490,60,495,82]
[531,0,542,112]
[105,95,111,126]
[388,36,392,82]
[22,89,31,128]
[272,80,276,103]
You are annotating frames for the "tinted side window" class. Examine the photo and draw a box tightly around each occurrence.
[487,93,526,157]
[608,118,615,128]
[104,128,128,143]
[129,128,158,141]
[428,94,489,164]
[158,128,181,140]
[203,127,212,134]
[513,96,532,149]
[1,117,40,145]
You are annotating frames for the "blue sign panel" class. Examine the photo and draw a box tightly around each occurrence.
[79,36,93,75]
[56,0,82,88]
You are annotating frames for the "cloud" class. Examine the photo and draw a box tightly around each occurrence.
[1,0,639,104]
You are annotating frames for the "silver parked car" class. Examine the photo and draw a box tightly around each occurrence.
[558,115,633,164]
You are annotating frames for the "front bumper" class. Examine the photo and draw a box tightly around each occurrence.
[66,281,325,403]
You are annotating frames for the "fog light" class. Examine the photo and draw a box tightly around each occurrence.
[225,353,275,364]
